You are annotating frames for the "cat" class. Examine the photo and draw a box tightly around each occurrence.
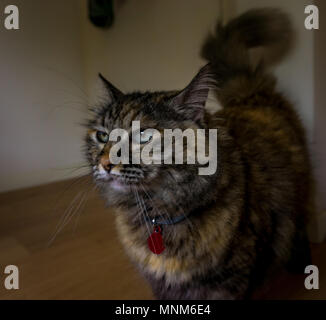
[84,8,314,299]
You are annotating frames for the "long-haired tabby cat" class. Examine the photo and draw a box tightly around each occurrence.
[85,9,314,299]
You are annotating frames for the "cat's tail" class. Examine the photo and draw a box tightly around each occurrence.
[201,8,294,105]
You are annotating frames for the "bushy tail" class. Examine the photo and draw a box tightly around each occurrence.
[201,8,294,105]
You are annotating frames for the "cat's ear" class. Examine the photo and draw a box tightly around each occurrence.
[170,64,216,122]
[98,73,124,103]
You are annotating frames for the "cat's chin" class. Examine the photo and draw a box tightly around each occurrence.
[109,179,131,193]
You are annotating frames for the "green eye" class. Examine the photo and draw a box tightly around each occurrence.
[96,131,109,143]
[139,130,153,144]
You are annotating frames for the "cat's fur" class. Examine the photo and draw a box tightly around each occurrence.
[85,9,314,299]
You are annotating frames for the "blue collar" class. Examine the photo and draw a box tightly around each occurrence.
[146,214,188,226]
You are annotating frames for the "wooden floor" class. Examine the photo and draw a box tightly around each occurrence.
[0,177,325,300]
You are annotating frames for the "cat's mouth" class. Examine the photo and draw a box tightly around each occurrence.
[94,164,144,191]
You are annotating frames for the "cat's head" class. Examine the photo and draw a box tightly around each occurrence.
[84,65,217,201]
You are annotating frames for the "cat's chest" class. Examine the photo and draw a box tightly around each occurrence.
[114,212,193,284]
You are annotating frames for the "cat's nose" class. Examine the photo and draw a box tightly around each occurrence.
[100,154,114,172]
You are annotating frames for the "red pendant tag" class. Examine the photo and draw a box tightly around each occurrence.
[147,226,165,255]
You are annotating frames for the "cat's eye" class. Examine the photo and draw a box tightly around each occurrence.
[138,130,153,144]
[96,131,109,144]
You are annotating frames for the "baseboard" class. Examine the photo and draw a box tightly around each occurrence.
[308,211,326,243]
[0,162,89,194]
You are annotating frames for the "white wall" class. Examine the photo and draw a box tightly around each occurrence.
[81,0,222,101]
[0,0,86,192]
